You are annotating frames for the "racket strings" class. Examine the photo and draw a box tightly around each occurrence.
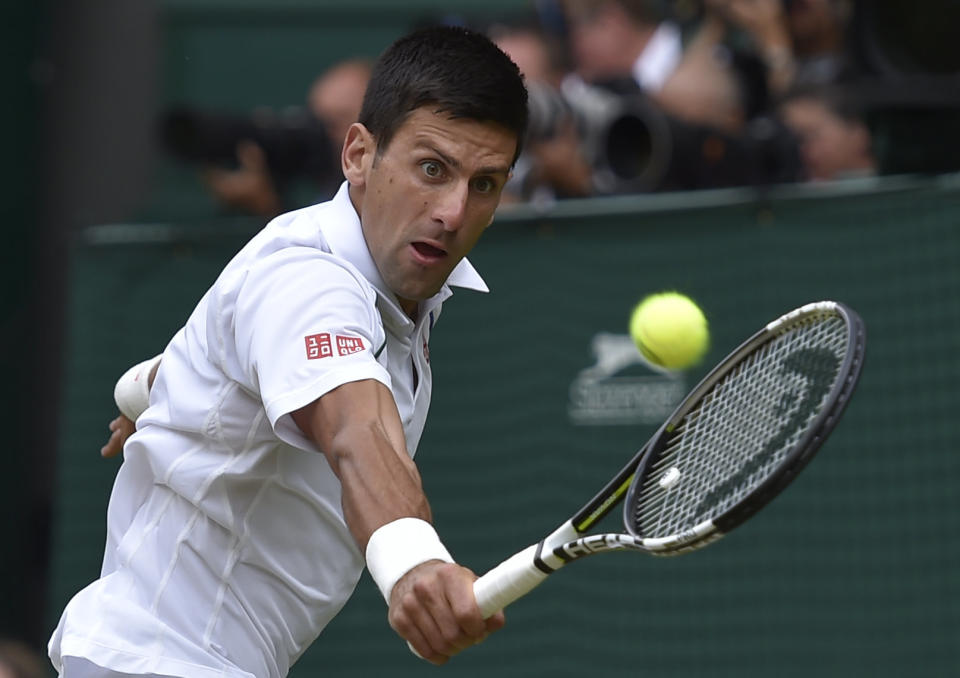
[631,313,849,539]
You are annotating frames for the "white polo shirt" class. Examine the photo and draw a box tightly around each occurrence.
[49,182,488,678]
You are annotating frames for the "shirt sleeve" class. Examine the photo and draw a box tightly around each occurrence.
[232,247,390,447]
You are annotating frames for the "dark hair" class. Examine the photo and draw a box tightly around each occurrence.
[564,0,664,26]
[359,26,528,164]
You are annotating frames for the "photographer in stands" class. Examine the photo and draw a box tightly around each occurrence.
[162,58,371,218]
[522,0,804,194]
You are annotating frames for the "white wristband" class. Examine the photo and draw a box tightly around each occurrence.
[365,518,454,604]
[113,354,162,421]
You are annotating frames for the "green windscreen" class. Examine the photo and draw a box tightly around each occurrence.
[47,176,960,677]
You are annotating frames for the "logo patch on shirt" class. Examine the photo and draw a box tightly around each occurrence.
[336,335,365,356]
[305,333,333,360]
[305,333,366,359]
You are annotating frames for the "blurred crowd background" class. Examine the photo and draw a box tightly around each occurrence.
[2,0,959,672]
[155,0,960,216]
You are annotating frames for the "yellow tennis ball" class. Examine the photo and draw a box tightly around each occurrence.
[629,292,709,370]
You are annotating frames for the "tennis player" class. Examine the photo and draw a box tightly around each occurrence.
[49,25,528,677]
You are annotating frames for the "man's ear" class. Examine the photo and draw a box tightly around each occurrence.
[342,122,375,186]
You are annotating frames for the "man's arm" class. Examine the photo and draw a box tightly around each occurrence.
[290,378,504,664]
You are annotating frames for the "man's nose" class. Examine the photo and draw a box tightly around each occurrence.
[433,181,469,231]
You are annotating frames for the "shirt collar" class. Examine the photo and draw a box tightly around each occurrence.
[319,182,489,320]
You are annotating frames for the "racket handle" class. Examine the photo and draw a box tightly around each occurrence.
[406,546,545,661]
[473,544,549,618]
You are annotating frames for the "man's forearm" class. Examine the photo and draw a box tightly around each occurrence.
[326,420,432,550]
[290,378,431,549]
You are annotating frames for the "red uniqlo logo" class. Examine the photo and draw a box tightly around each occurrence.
[305,333,333,360]
[336,335,365,356]
[305,333,365,359]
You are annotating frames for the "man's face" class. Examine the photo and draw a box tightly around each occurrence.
[308,62,370,150]
[567,3,633,82]
[344,107,517,313]
[781,98,869,181]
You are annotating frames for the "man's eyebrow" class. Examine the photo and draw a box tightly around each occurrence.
[421,143,511,176]
[477,164,512,177]
[424,144,460,170]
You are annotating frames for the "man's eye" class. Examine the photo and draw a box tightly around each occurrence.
[473,177,496,194]
[421,161,443,178]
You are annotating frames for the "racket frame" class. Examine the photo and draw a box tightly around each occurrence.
[624,300,866,550]
[471,300,866,617]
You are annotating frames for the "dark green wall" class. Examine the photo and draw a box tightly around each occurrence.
[1,0,50,649]
[47,177,960,676]
[26,1,960,673]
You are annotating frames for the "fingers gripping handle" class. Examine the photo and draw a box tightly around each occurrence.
[408,531,568,659]
[473,544,549,618]
[406,544,547,661]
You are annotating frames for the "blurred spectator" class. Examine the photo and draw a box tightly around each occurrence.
[562,0,683,94]
[650,11,752,134]
[778,83,875,181]
[489,2,847,197]
[489,19,594,202]
[562,0,750,134]
[703,0,854,98]
[0,640,46,678]
[522,0,804,194]
[196,58,372,218]
[306,59,374,154]
[781,0,853,85]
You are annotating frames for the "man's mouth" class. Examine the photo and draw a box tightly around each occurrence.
[411,241,448,261]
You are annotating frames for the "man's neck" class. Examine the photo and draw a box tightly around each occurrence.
[400,297,419,320]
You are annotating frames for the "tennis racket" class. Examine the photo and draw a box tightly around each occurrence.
[472,300,866,618]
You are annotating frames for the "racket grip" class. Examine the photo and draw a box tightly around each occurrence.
[473,544,549,618]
